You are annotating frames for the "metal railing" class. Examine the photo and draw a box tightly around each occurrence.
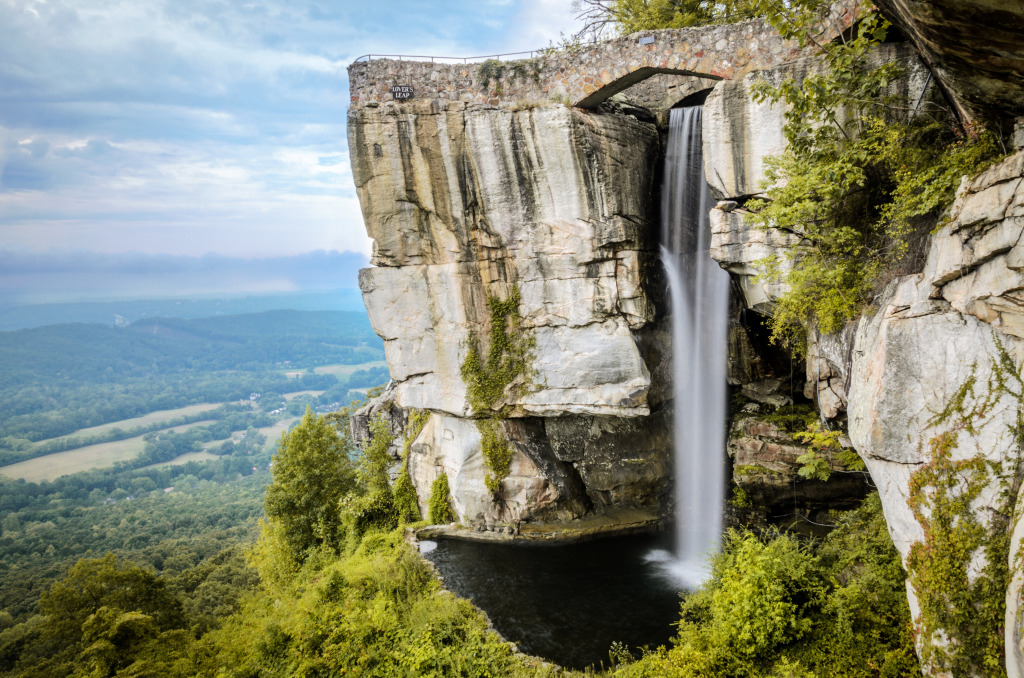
[352,50,543,64]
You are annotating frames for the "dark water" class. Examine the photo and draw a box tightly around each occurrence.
[424,533,685,669]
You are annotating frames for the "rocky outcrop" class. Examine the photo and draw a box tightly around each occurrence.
[701,39,1024,671]
[351,101,658,419]
[875,0,1024,120]
[727,408,869,537]
[845,152,1024,675]
[349,98,673,526]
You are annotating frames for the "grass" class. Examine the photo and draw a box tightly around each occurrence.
[31,403,222,447]
[141,450,220,470]
[257,416,301,445]
[1,437,150,482]
[1,416,251,482]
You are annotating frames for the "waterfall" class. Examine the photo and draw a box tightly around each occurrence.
[652,106,730,588]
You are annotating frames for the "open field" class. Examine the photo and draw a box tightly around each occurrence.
[166,419,217,433]
[1,413,301,482]
[258,417,301,445]
[32,403,222,447]
[1,437,149,482]
[4,417,225,482]
[313,361,386,377]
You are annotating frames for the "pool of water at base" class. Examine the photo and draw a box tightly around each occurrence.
[424,532,685,670]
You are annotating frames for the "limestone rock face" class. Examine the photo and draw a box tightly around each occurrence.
[875,0,1024,119]
[350,100,659,419]
[845,151,1024,675]
[709,203,799,312]
[349,99,672,526]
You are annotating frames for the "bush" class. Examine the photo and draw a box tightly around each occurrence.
[428,474,456,525]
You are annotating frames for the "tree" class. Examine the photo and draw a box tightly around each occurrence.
[573,0,753,38]
[263,406,358,557]
[428,474,456,524]
[39,553,183,649]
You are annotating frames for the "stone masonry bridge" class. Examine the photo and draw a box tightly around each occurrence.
[347,2,859,110]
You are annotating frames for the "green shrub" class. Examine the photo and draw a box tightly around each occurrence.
[745,8,1000,346]
[623,492,919,677]
[460,288,533,494]
[393,464,421,524]
[428,474,456,525]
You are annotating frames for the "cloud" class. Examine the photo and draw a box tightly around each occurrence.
[0,0,582,261]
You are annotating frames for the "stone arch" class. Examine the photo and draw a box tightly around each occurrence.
[670,86,715,109]
[574,67,723,109]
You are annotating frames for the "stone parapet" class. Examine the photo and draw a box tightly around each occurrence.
[347,2,859,110]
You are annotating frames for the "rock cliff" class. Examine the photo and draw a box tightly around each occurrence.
[348,99,672,525]
[702,40,1024,674]
[347,6,1024,672]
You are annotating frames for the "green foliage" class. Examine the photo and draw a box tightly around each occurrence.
[460,288,532,417]
[460,288,533,495]
[603,0,752,33]
[264,407,358,558]
[39,553,184,648]
[428,473,457,525]
[903,348,1024,676]
[793,421,860,481]
[480,418,514,494]
[619,493,918,677]
[744,7,1001,344]
[393,410,428,525]
[196,529,549,678]
[392,468,421,525]
[360,414,396,494]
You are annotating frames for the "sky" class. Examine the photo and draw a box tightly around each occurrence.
[0,0,581,300]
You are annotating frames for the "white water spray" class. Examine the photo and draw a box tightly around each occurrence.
[649,106,730,589]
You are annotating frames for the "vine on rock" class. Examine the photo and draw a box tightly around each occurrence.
[393,409,429,524]
[459,287,534,495]
[905,347,1024,676]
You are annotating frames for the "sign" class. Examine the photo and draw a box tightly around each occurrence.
[638,35,654,45]
[391,85,414,100]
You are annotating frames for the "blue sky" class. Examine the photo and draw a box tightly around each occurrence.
[0,0,580,262]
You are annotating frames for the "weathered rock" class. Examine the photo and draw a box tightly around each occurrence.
[728,411,869,537]
[543,409,673,510]
[349,99,676,527]
[405,412,584,525]
[922,150,1024,339]
[350,101,660,418]
[875,0,1024,120]
[844,149,1024,674]
[709,204,799,311]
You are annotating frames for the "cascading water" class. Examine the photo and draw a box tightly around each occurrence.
[649,105,730,588]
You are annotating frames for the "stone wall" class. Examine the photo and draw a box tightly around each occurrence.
[347,1,859,110]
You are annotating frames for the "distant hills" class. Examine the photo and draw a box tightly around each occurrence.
[0,248,372,328]
[0,288,368,331]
